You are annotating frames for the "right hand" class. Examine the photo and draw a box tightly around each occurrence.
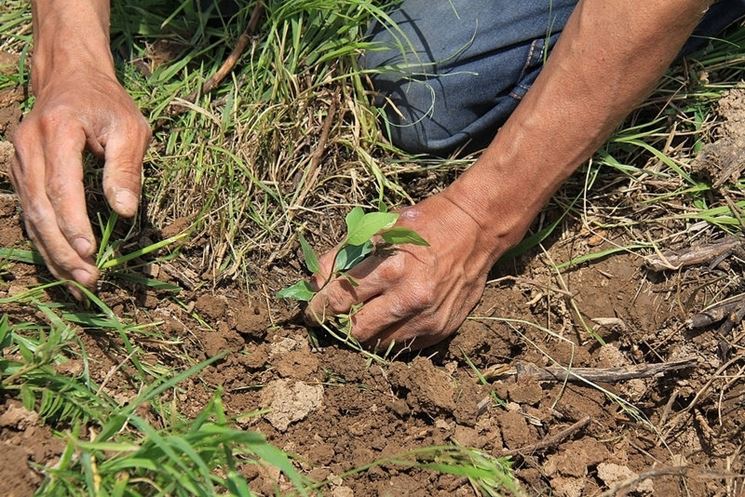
[10,69,151,293]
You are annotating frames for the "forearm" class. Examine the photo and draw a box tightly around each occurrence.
[446,0,713,263]
[31,0,114,93]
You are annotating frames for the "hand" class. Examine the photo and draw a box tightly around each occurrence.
[304,192,513,350]
[10,70,151,293]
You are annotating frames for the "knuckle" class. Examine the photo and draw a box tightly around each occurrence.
[378,256,405,281]
[388,300,411,320]
[11,125,34,162]
[351,318,371,341]
[23,203,45,226]
[53,251,80,272]
[11,123,32,147]
[323,285,349,314]
[44,174,66,204]
[409,282,436,310]
[139,116,152,140]
[37,107,71,132]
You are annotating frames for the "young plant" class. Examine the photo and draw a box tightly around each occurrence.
[277,205,428,302]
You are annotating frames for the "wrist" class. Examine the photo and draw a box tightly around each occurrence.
[441,153,545,266]
[31,1,115,93]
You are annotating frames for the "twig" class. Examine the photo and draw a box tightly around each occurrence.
[500,416,591,456]
[291,98,338,213]
[483,358,698,383]
[156,3,264,127]
[594,465,745,497]
[688,292,745,330]
[644,236,741,272]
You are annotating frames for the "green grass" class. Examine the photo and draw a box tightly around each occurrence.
[2,0,745,495]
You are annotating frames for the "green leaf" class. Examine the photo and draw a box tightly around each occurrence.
[346,212,399,246]
[276,280,315,301]
[299,234,320,274]
[334,240,374,271]
[0,248,44,265]
[344,206,365,234]
[381,227,429,246]
[0,315,10,350]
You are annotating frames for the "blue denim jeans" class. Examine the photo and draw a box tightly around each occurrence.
[362,0,745,155]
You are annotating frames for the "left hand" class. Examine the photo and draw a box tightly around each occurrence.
[304,191,510,350]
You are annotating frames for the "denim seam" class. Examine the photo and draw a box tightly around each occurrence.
[517,38,540,82]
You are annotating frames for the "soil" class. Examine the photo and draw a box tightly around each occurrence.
[0,402,65,497]
[0,63,744,497]
[692,88,745,187]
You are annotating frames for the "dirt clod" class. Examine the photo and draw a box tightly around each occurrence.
[550,476,584,497]
[232,300,269,337]
[0,403,39,430]
[0,443,38,497]
[261,379,324,432]
[389,357,455,416]
[497,410,533,449]
[273,350,320,380]
[597,462,654,494]
[332,486,354,497]
[507,377,543,405]
[195,294,227,320]
[692,88,745,187]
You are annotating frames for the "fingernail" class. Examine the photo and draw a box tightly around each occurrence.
[72,237,92,256]
[72,269,93,286]
[114,188,138,216]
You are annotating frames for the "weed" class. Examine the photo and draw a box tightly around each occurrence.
[277,204,428,302]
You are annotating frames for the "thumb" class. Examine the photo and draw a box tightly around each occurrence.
[102,122,151,218]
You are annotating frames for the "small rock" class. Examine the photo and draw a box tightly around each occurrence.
[597,344,628,368]
[435,419,452,431]
[270,337,306,356]
[55,359,83,376]
[0,51,19,76]
[597,462,634,485]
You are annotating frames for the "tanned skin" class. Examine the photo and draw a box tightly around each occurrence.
[14,1,712,344]
[11,0,150,298]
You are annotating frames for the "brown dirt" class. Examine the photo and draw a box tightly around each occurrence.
[0,69,744,497]
[1,177,744,496]
[691,88,745,187]
[0,402,65,497]
[0,52,22,138]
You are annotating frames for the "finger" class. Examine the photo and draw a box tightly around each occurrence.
[12,131,98,288]
[305,254,405,324]
[44,127,96,257]
[346,294,417,344]
[102,118,151,217]
[25,206,99,288]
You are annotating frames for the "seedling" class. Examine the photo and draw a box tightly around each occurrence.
[277,205,429,302]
